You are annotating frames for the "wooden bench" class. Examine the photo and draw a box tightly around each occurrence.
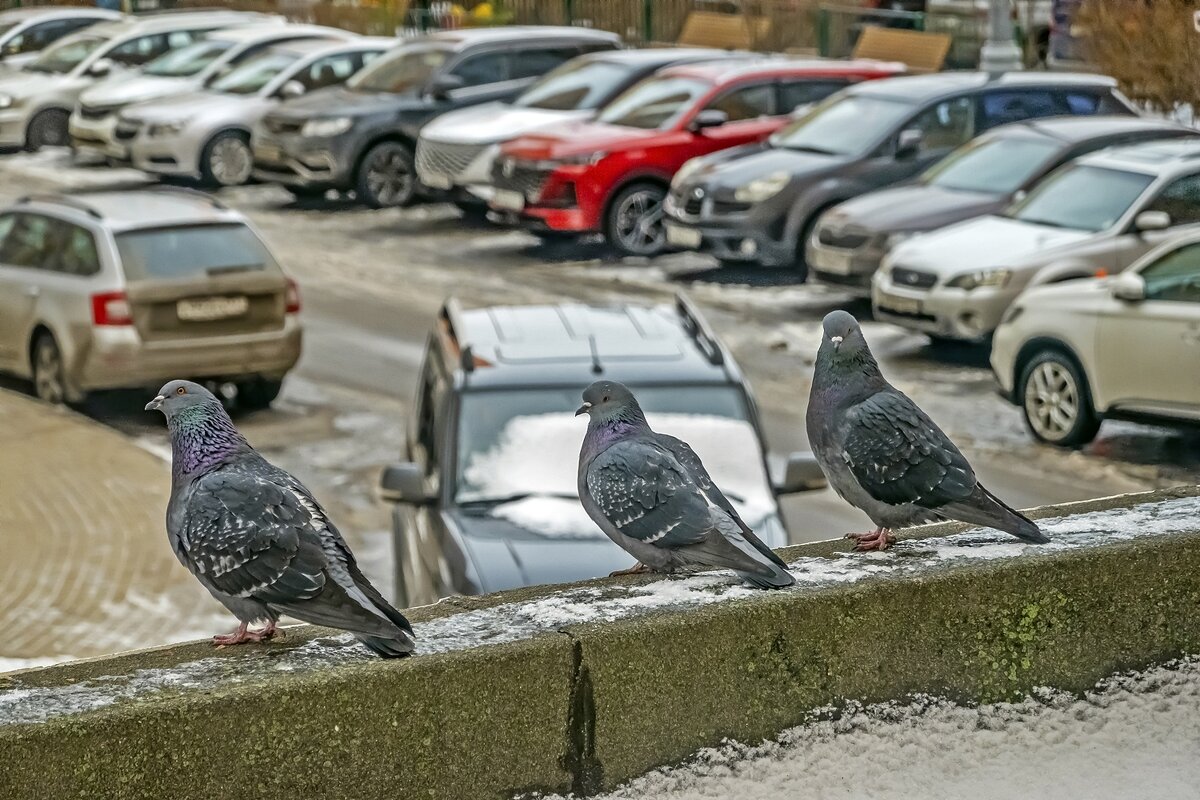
[676,10,772,50]
[852,25,951,73]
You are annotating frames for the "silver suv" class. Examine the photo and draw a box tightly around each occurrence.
[0,190,301,409]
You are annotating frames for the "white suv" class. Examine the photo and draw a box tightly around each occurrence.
[991,230,1200,446]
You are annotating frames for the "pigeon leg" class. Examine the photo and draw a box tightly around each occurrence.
[609,562,650,577]
[845,527,897,552]
[212,620,277,646]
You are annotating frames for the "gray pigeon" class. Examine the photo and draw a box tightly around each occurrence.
[806,311,1049,551]
[576,381,794,589]
[146,380,414,657]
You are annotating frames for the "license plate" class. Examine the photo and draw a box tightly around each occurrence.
[422,172,453,190]
[814,248,855,275]
[255,143,282,162]
[666,222,701,249]
[877,292,923,315]
[493,189,524,212]
[177,296,250,322]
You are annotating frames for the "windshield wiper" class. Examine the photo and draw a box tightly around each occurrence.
[782,144,837,155]
[458,491,579,508]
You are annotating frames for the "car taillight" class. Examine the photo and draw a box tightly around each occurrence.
[91,291,133,326]
[285,278,301,314]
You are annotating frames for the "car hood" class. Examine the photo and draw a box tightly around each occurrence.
[825,184,1005,235]
[0,69,69,99]
[122,90,253,123]
[504,120,663,159]
[691,145,848,190]
[81,75,195,109]
[889,215,1094,275]
[272,85,423,120]
[422,103,593,146]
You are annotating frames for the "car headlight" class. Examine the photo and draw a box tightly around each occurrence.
[147,118,191,137]
[547,150,607,167]
[947,268,1012,290]
[733,171,790,203]
[671,157,706,190]
[0,94,12,110]
[301,116,353,138]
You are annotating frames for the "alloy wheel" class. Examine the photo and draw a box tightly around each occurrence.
[613,186,666,256]
[366,149,413,207]
[33,337,65,405]
[210,136,253,186]
[1024,361,1079,441]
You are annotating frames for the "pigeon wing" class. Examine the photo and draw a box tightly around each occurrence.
[841,390,976,509]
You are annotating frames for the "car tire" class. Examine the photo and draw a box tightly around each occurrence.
[604,181,667,258]
[356,141,416,208]
[529,228,574,242]
[31,333,70,405]
[454,199,489,220]
[236,377,283,411]
[791,212,828,283]
[200,130,254,188]
[1018,349,1100,447]
[25,108,70,151]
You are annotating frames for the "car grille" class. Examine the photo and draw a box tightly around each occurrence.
[263,116,304,136]
[416,139,487,182]
[78,104,115,121]
[492,159,551,201]
[890,266,938,289]
[113,120,141,142]
[817,225,871,249]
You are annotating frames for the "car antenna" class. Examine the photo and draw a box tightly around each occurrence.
[588,335,603,375]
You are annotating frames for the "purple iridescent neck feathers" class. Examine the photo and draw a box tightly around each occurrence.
[166,400,251,479]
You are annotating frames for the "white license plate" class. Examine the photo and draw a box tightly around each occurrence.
[666,222,701,249]
[815,248,855,275]
[493,189,524,212]
[877,292,923,315]
[177,296,250,322]
[254,143,281,162]
[422,172,453,190]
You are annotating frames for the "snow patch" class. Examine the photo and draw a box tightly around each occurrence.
[491,496,604,539]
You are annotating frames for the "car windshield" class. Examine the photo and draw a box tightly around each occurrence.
[209,50,299,95]
[455,385,775,521]
[25,34,105,74]
[143,38,233,77]
[596,75,710,130]
[347,44,448,93]
[922,135,1062,194]
[0,22,20,40]
[116,224,279,281]
[772,94,913,156]
[1007,164,1155,232]
[514,59,635,111]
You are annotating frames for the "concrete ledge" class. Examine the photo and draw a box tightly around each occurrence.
[3,485,1200,799]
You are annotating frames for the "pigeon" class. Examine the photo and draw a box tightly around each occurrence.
[576,380,794,589]
[806,311,1049,551]
[146,380,414,657]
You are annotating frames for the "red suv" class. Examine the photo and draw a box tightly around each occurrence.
[488,58,904,256]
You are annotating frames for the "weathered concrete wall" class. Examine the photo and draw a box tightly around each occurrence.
[3,486,1200,799]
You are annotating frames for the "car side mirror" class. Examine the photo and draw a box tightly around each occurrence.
[427,73,465,99]
[379,462,432,504]
[279,80,306,99]
[689,109,729,132]
[1133,210,1171,234]
[87,57,113,78]
[1110,271,1146,302]
[774,452,827,494]
[895,128,922,160]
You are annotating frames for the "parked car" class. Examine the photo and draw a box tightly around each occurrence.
[807,116,1196,295]
[70,22,351,163]
[378,295,824,606]
[0,189,301,408]
[0,10,275,150]
[490,58,905,257]
[252,26,621,207]
[991,230,1200,446]
[0,7,119,72]
[119,38,394,187]
[415,47,744,211]
[665,71,1136,276]
[873,138,1200,343]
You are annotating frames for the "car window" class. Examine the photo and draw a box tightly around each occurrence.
[294,52,358,92]
[115,224,279,281]
[597,75,711,130]
[47,219,100,277]
[922,135,1061,194]
[514,59,635,111]
[26,33,105,74]
[980,90,1062,128]
[448,50,511,87]
[1008,163,1154,232]
[1145,173,1200,226]
[143,38,231,77]
[510,46,578,80]
[1060,90,1101,114]
[6,19,80,54]
[773,94,913,157]
[1140,242,1200,303]
[348,45,449,93]
[705,82,774,121]
[107,32,185,67]
[778,79,848,113]
[0,214,55,270]
[211,50,300,95]
[908,96,975,154]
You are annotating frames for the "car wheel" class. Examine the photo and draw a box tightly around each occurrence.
[1019,350,1100,447]
[25,108,70,151]
[236,377,283,411]
[791,212,827,283]
[605,182,667,257]
[356,141,416,208]
[31,333,69,405]
[453,199,489,220]
[200,131,254,188]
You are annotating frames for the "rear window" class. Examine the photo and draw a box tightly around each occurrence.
[116,224,279,281]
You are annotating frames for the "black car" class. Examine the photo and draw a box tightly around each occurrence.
[378,296,824,607]
[663,71,1138,276]
[807,115,1198,295]
[251,26,621,207]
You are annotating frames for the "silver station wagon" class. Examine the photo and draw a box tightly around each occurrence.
[0,190,301,409]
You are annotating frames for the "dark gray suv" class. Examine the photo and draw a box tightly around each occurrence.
[378,295,824,607]
[664,72,1137,276]
[252,26,621,207]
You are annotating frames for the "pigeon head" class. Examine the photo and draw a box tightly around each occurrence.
[145,380,221,418]
[576,381,647,426]
[147,380,249,477]
[819,310,872,360]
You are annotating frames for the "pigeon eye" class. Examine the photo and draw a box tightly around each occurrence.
[176,387,186,396]
[602,395,610,403]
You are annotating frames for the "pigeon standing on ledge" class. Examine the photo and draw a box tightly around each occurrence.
[806,311,1049,551]
[576,381,794,589]
[147,380,414,657]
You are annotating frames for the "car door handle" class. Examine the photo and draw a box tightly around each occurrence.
[22,285,38,298]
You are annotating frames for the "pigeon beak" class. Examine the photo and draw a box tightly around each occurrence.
[145,395,165,412]
[830,335,844,350]
[575,401,592,417]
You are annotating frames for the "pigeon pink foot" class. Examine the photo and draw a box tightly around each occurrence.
[609,562,650,577]
[213,620,277,646]
[845,527,896,552]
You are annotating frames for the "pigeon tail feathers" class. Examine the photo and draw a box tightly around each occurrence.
[940,484,1049,545]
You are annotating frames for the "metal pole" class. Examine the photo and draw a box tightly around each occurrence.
[979,0,1023,73]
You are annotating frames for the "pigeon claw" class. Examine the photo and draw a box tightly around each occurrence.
[212,620,278,647]
[845,528,896,552]
[609,562,650,577]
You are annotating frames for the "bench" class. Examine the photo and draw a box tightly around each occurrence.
[676,10,772,50]
[852,25,951,73]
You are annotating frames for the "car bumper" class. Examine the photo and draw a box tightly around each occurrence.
[75,320,302,391]
[871,272,1015,342]
[69,113,128,161]
[416,142,497,193]
[252,132,352,190]
[663,215,793,267]
[129,130,200,177]
[0,108,29,147]
[805,239,885,296]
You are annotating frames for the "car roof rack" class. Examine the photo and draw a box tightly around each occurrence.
[15,193,102,219]
[144,184,228,210]
[675,290,725,367]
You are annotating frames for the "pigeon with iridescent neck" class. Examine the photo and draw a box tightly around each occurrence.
[146,380,414,657]
[576,380,794,589]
